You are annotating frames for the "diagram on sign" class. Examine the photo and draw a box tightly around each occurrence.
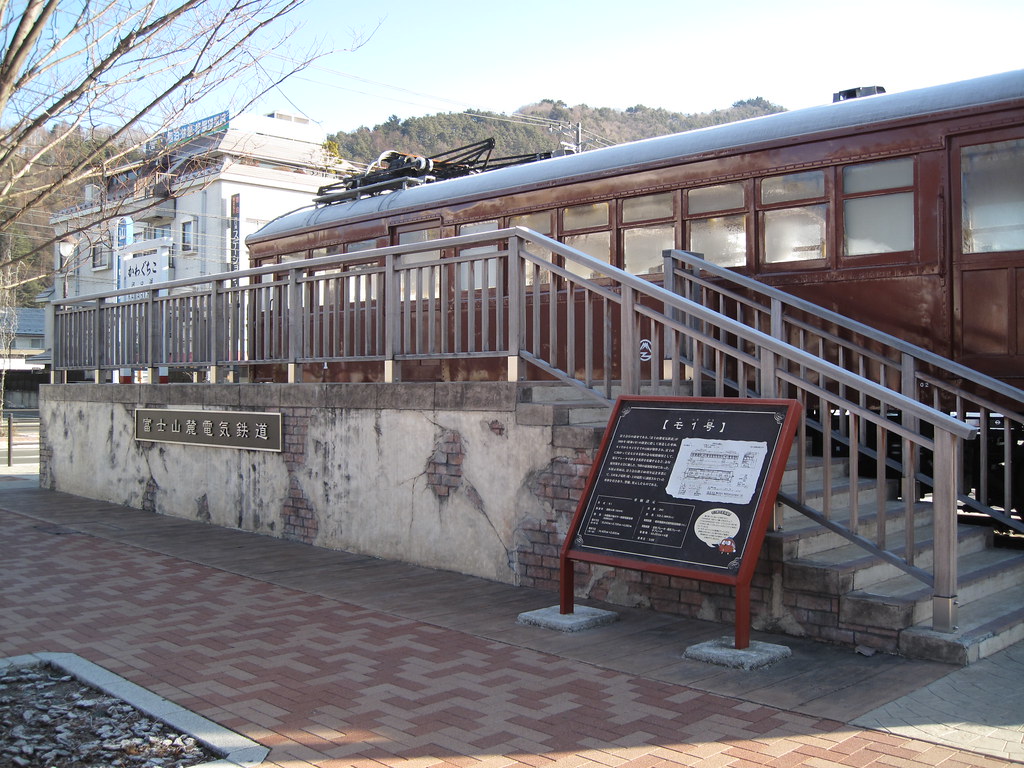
[666,438,768,505]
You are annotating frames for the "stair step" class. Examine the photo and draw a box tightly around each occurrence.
[784,523,994,596]
[782,455,850,486]
[839,547,1024,630]
[770,499,941,560]
[780,477,888,510]
[520,381,694,406]
[898,580,1024,664]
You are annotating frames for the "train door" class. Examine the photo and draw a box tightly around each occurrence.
[951,130,1024,389]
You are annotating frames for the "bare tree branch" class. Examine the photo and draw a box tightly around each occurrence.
[0,0,320,292]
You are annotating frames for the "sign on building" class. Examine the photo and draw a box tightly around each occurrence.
[145,110,230,154]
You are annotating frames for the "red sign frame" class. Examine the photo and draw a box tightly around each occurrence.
[560,396,801,649]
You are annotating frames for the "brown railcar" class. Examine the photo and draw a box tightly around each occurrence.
[247,69,1024,389]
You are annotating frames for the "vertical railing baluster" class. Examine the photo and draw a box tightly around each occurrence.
[384,253,397,382]
[287,270,301,382]
[93,298,103,383]
[931,428,959,633]
[876,422,888,551]
[210,279,222,382]
[506,237,522,381]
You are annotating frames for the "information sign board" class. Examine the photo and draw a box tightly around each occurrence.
[134,409,282,452]
[560,396,801,648]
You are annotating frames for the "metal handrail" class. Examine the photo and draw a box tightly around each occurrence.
[2,410,40,468]
[666,249,1024,407]
[665,249,1023,537]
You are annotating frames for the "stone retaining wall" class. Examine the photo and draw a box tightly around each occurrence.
[39,382,852,649]
[38,383,604,585]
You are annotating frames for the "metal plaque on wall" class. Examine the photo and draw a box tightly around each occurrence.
[134,409,282,452]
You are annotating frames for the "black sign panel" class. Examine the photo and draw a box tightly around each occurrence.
[134,409,282,452]
[564,397,799,583]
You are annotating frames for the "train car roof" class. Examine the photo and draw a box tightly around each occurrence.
[250,68,1024,244]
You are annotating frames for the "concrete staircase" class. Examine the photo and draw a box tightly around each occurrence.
[519,383,1024,665]
[771,454,1024,665]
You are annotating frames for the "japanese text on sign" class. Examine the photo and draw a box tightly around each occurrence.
[134,409,281,452]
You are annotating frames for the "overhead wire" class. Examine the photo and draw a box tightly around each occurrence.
[251,49,617,149]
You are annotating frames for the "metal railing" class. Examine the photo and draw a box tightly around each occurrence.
[666,250,1024,538]
[52,228,998,631]
[2,409,40,468]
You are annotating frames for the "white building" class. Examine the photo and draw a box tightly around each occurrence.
[51,111,351,300]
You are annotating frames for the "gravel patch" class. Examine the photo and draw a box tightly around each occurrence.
[0,662,219,768]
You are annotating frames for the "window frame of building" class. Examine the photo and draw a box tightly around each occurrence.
[181,219,196,252]
[90,241,112,270]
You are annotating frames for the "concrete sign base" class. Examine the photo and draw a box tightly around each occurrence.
[683,636,792,670]
[517,605,619,632]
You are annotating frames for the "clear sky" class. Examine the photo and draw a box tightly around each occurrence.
[243,0,1024,135]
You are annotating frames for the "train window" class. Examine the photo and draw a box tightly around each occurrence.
[763,205,827,263]
[563,202,609,231]
[760,171,825,205]
[759,171,827,265]
[690,215,748,267]
[843,158,913,193]
[510,211,552,234]
[458,220,500,254]
[344,239,378,253]
[459,220,499,238]
[457,220,500,289]
[622,193,674,223]
[308,250,338,290]
[623,225,674,275]
[961,139,1024,253]
[397,227,441,260]
[844,193,914,256]
[510,212,553,285]
[685,183,748,267]
[688,183,744,215]
[563,231,611,279]
[397,227,440,243]
[841,159,915,257]
[396,226,441,299]
[459,220,499,235]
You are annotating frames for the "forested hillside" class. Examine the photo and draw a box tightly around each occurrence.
[325,97,786,165]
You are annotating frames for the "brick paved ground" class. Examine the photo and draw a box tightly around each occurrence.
[0,508,1015,768]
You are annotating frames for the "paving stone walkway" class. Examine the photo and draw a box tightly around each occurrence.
[1,478,1021,768]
